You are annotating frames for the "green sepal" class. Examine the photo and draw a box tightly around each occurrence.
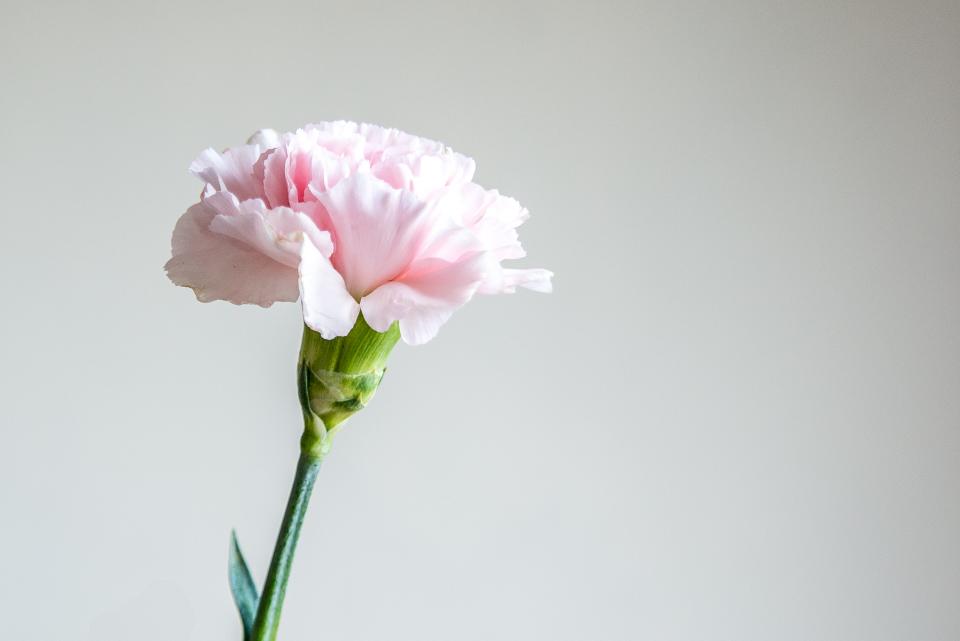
[229,530,260,640]
[297,314,400,457]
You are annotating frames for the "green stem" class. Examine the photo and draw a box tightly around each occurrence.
[251,452,322,641]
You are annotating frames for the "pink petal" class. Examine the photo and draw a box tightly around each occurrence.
[190,145,266,202]
[164,203,299,307]
[260,148,290,208]
[207,198,333,269]
[480,267,554,295]
[360,253,489,345]
[261,130,361,208]
[299,236,360,339]
[433,183,528,260]
[373,150,476,199]
[313,174,436,298]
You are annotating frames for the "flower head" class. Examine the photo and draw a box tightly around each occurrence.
[165,121,552,345]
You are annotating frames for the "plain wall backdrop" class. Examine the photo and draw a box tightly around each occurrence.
[1,1,958,639]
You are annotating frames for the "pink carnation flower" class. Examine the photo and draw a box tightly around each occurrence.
[165,122,551,345]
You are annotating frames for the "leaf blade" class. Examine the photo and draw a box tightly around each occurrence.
[229,530,260,640]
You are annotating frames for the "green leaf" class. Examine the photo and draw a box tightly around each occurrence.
[229,530,260,640]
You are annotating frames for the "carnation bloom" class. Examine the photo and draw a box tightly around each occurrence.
[165,121,552,345]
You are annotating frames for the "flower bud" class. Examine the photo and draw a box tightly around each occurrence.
[297,314,400,457]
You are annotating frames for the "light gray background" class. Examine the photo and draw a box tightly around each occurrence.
[1,1,958,639]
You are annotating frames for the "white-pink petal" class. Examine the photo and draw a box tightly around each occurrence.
[190,145,265,202]
[313,174,435,299]
[165,203,299,307]
[208,199,332,269]
[360,253,489,345]
[481,267,554,294]
[299,237,360,340]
